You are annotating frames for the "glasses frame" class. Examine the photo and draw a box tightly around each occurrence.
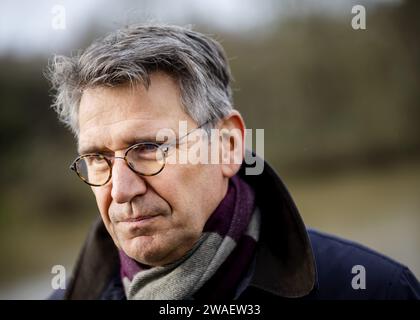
[70,120,210,187]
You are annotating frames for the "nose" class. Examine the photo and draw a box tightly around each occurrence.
[111,157,147,203]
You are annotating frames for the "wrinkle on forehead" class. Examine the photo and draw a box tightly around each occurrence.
[79,73,183,129]
[79,86,153,130]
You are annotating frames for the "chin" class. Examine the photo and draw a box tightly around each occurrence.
[122,234,171,266]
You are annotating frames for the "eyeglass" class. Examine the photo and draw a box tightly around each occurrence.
[70,121,209,187]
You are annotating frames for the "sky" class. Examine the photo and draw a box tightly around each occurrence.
[0,0,400,57]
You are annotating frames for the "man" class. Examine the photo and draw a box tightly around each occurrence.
[47,24,419,300]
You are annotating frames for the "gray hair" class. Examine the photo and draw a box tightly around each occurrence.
[46,24,234,137]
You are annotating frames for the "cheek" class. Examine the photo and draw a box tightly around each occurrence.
[92,186,113,226]
[161,163,223,228]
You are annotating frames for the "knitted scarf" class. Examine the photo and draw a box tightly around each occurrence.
[119,175,260,300]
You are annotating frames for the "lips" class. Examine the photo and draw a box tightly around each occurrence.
[122,215,160,223]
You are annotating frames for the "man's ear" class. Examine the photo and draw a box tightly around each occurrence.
[216,110,245,178]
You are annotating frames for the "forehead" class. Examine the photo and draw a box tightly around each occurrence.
[78,72,194,153]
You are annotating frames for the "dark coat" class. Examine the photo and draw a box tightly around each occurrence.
[51,158,420,300]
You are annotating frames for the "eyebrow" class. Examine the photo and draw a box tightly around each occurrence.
[78,134,172,155]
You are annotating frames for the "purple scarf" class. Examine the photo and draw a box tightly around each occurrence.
[119,175,260,300]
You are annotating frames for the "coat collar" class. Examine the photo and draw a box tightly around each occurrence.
[239,153,317,298]
[65,154,317,299]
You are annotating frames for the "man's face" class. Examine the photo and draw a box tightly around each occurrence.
[77,72,229,266]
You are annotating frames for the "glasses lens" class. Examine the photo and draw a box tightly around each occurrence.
[126,143,165,175]
[75,155,111,186]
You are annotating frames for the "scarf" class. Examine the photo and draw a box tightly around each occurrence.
[119,175,260,300]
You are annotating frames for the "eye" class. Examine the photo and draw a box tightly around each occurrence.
[77,156,110,180]
[129,143,160,161]
[136,143,159,152]
[85,155,103,164]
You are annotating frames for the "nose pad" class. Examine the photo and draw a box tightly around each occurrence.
[110,157,147,203]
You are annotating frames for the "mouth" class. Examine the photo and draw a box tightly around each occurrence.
[120,214,161,227]
[125,215,157,222]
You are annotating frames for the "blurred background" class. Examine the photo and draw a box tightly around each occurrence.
[0,0,419,299]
